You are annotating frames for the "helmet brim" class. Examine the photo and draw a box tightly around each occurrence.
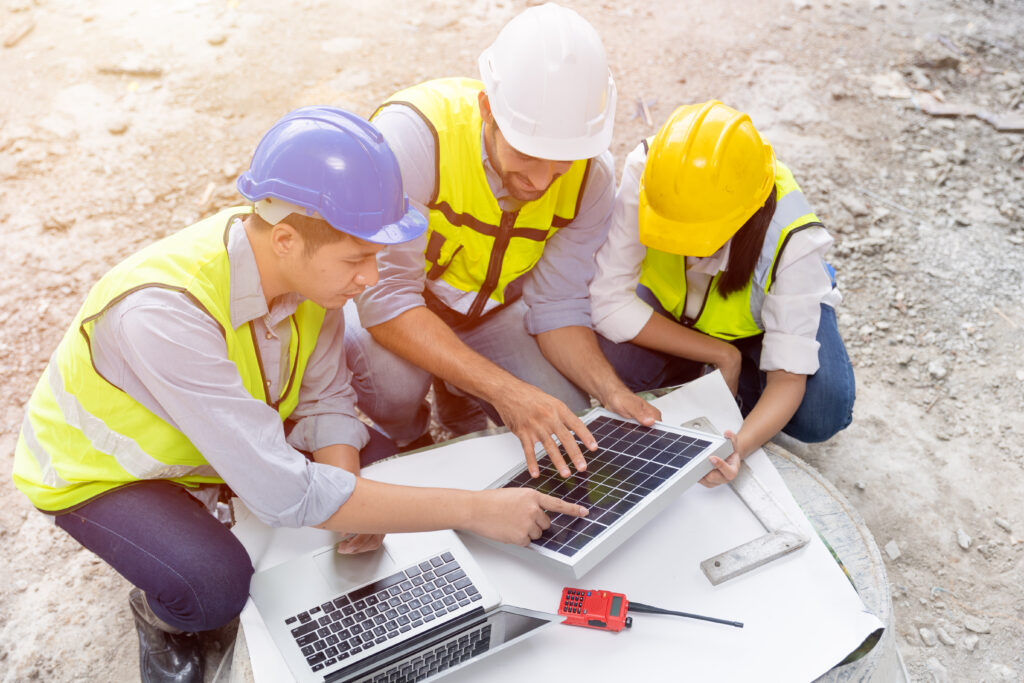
[353,204,428,246]
[637,188,734,258]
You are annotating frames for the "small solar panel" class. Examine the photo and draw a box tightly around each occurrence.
[480,408,731,578]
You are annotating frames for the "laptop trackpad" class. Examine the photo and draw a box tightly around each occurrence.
[313,544,397,593]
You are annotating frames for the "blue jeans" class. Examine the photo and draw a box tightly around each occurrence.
[344,299,590,443]
[53,428,397,633]
[55,481,253,633]
[598,289,855,443]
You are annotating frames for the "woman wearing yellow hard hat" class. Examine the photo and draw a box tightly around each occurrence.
[591,101,855,487]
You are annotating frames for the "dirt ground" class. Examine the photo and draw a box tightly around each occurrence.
[1,0,1022,681]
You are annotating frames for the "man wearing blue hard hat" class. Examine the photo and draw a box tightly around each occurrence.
[347,3,659,479]
[12,107,588,683]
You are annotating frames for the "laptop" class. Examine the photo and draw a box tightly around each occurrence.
[248,529,559,682]
[477,407,732,578]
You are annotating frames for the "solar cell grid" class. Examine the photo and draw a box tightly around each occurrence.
[501,415,712,558]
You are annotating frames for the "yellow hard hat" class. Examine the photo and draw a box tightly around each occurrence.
[638,101,776,257]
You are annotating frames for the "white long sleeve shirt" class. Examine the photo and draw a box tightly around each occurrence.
[591,143,841,375]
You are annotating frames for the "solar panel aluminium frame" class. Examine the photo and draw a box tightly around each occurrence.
[477,407,732,578]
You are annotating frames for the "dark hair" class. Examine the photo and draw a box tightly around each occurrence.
[250,211,349,257]
[714,189,778,297]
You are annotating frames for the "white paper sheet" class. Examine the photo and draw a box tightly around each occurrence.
[235,372,883,682]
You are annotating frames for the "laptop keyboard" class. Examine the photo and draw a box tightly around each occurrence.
[357,622,491,683]
[284,551,483,673]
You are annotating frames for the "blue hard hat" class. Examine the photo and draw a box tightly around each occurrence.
[237,106,426,245]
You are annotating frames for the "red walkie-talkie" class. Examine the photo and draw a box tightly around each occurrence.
[558,586,744,632]
[557,587,633,632]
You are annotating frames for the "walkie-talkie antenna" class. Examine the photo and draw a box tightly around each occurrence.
[627,601,744,628]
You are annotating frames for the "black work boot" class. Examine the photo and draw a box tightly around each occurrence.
[128,588,203,683]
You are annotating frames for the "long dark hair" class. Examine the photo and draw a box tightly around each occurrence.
[714,189,777,297]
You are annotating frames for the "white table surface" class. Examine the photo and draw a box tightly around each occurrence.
[235,372,882,683]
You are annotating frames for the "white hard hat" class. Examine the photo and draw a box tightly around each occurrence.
[478,2,616,161]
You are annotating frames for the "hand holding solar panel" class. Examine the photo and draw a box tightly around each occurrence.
[700,429,742,488]
[477,408,733,577]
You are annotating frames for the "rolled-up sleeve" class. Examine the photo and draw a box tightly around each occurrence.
[522,151,616,335]
[590,144,655,342]
[759,228,838,374]
[355,105,434,327]
[92,290,356,528]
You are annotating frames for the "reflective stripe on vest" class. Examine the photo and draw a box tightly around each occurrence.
[13,207,326,512]
[638,160,824,340]
[372,78,590,321]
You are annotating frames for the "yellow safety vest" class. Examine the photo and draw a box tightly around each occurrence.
[372,78,591,321]
[13,207,326,512]
[639,152,825,341]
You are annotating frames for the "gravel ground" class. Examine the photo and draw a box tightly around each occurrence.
[0,0,1021,680]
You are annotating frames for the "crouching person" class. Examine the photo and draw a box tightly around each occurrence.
[591,101,856,488]
[12,107,587,683]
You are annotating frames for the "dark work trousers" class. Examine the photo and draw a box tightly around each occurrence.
[54,427,397,633]
[597,286,855,443]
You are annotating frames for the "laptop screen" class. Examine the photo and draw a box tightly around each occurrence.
[331,606,556,683]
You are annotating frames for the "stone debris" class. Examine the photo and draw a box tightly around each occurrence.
[912,92,1024,133]
[963,615,991,634]
[870,71,912,99]
[97,64,164,78]
[936,627,955,646]
[207,33,227,46]
[107,119,130,136]
[988,663,1017,681]
[884,540,902,561]
[993,518,1012,533]
[928,361,947,380]
[964,633,979,652]
[925,657,949,683]
[913,36,962,70]
[2,16,35,48]
[840,194,870,217]
[956,528,971,550]
[976,112,1024,133]
[855,481,866,491]
[919,626,938,646]
[913,91,979,118]
[42,215,75,233]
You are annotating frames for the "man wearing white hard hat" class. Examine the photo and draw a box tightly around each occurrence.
[346,2,658,478]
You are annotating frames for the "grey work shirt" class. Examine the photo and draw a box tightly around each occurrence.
[90,217,366,528]
[355,103,615,335]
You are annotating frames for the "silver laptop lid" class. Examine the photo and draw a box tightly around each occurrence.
[249,530,500,682]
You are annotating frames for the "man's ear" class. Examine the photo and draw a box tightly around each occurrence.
[270,221,300,257]
[478,91,493,123]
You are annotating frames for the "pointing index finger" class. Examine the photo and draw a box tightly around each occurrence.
[538,493,589,518]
